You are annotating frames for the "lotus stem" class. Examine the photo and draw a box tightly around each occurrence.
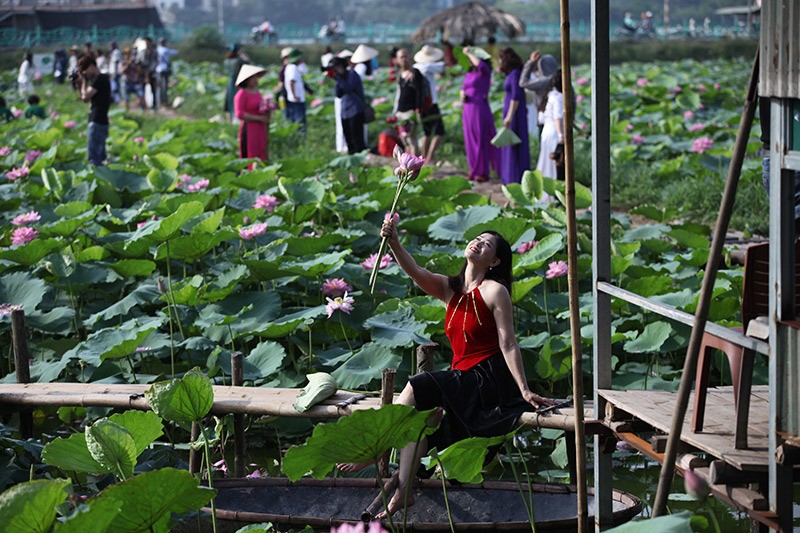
[370,178,408,294]
[516,445,537,533]
[375,459,397,533]
[542,281,551,336]
[439,470,455,533]
[505,442,534,531]
[338,314,353,353]
[202,429,218,533]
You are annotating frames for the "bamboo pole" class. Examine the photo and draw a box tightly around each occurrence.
[652,50,760,517]
[378,368,396,478]
[231,351,245,478]
[11,309,33,439]
[558,0,588,530]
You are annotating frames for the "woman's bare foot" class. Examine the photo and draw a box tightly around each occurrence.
[375,488,415,519]
[336,461,371,474]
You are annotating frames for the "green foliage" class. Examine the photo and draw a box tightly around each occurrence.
[0,478,71,533]
[145,368,214,427]
[422,435,507,484]
[605,511,693,533]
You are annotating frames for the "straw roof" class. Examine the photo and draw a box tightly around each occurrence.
[411,1,526,44]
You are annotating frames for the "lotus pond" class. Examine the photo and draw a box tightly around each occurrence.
[0,54,783,531]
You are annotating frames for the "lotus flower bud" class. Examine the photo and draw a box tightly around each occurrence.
[684,468,710,501]
[157,278,166,294]
[425,406,444,428]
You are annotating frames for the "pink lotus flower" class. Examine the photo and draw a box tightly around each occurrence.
[137,215,157,229]
[174,174,192,189]
[684,468,710,501]
[361,253,393,270]
[632,134,645,145]
[310,98,324,108]
[325,292,355,318]
[331,522,388,533]
[713,82,721,90]
[575,77,588,86]
[0,303,23,317]
[323,278,352,298]
[687,123,705,132]
[575,95,585,104]
[12,109,22,118]
[239,222,268,240]
[6,167,30,181]
[33,72,42,81]
[185,178,210,193]
[11,227,38,246]
[11,211,40,226]
[384,212,400,225]
[636,77,648,87]
[64,120,76,129]
[348,172,357,184]
[683,111,694,120]
[670,86,682,94]
[393,148,425,181]
[517,241,538,254]
[371,97,388,106]
[691,137,714,154]
[0,146,11,157]
[133,136,145,144]
[213,458,228,476]
[697,83,706,92]
[245,469,262,479]
[50,110,59,119]
[24,150,41,164]
[545,260,568,279]
[243,215,251,225]
[253,194,280,211]
[625,123,634,132]
[578,122,587,130]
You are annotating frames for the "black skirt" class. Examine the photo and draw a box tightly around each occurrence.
[409,352,533,453]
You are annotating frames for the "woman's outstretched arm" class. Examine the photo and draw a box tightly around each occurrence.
[381,218,449,302]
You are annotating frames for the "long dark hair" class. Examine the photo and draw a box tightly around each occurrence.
[539,68,563,112]
[498,47,523,74]
[448,231,513,294]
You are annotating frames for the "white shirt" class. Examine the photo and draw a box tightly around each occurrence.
[285,62,306,103]
[413,61,444,105]
[18,60,31,84]
[354,62,367,79]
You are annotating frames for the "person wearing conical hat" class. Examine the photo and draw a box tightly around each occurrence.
[520,51,557,133]
[284,48,308,131]
[224,43,250,122]
[413,44,447,162]
[233,64,270,163]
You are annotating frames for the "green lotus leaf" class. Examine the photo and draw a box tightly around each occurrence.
[92,468,215,533]
[107,411,164,456]
[418,175,471,199]
[465,217,534,247]
[200,264,249,303]
[86,420,137,481]
[364,306,430,348]
[513,233,563,273]
[282,404,439,481]
[669,228,710,250]
[228,166,280,189]
[40,207,100,238]
[629,205,680,223]
[278,177,325,205]
[624,322,673,353]
[245,340,287,380]
[125,201,204,249]
[0,478,71,533]
[63,318,162,364]
[54,496,122,533]
[428,205,502,242]
[0,271,46,314]
[144,152,179,171]
[283,233,347,256]
[605,511,692,533]
[284,250,350,277]
[511,276,542,303]
[502,183,533,207]
[521,168,544,201]
[330,342,401,389]
[253,306,326,338]
[621,223,670,242]
[145,368,214,425]
[86,283,159,326]
[154,229,235,261]
[0,238,63,265]
[625,275,673,297]
[294,372,338,413]
[42,432,107,475]
[108,259,156,278]
[422,434,508,484]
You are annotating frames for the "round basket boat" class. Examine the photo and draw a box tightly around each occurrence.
[205,477,642,531]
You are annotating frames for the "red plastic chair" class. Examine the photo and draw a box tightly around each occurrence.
[692,242,770,449]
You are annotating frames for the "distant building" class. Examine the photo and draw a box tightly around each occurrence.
[0,1,163,31]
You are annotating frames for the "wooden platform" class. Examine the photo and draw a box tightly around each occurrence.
[599,385,770,470]
[0,383,590,431]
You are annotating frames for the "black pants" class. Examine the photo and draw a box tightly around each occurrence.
[342,112,366,154]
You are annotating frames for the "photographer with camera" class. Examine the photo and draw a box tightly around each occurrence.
[77,54,111,166]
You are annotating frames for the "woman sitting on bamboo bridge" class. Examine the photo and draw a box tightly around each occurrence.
[339,218,554,519]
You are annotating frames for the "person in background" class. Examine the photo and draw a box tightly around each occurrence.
[120,47,145,111]
[344,218,553,519]
[332,49,353,154]
[68,46,80,83]
[535,69,565,180]
[387,47,399,84]
[486,36,500,69]
[520,52,557,134]
[96,48,108,74]
[284,48,308,131]
[497,47,529,185]
[320,46,335,72]
[77,54,111,166]
[622,12,638,35]
[53,49,68,84]
[108,42,123,102]
[139,37,158,110]
[224,44,250,122]
[156,39,178,109]
[440,39,457,67]
[460,46,496,182]
[350,44,376,79]
[391,48,425,155]
[332,56,366,154]
[413,44,446,162]
[234,64,270,163]
[0,97,15,122]
[18,53,34,96]
[25,95,46,119]
[275,47,293,110]
[82,42,93,59]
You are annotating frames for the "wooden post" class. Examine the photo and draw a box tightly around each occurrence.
[231,351,245,478]
[188,423,201,474]
[416,343,437,373]
[378,368,396,477]
[558,0,588,530]
[652,50,760,517]
[11,309,33,439]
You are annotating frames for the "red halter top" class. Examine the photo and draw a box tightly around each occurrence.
[445,284,500,371]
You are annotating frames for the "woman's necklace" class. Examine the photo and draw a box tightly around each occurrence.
[446,285,484,342]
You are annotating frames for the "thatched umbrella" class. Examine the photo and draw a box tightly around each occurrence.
[411,1,526,44]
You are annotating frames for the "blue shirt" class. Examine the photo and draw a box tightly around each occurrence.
[156,45,178,74]
[335,68,365,119]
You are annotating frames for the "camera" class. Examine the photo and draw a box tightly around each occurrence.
[69,71,81,91]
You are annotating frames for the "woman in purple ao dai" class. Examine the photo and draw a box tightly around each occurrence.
[497,47,530,185]
[460,47,497,182]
